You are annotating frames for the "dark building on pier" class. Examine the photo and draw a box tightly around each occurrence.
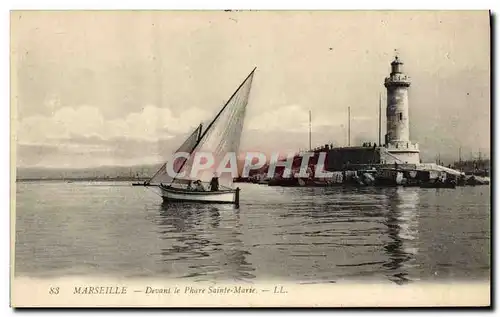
[257,143,384,177]
[311,144,381,171]
[246,143,420,180]
[252,143,417,179]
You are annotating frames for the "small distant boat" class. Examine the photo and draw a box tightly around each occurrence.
[135,68,256,205]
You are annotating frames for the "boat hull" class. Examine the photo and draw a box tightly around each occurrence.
[160,185,238,204]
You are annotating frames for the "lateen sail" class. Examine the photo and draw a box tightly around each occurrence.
[170,68,256,189]
[147,124,202,185]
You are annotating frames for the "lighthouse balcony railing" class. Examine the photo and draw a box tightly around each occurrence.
[385,74,410,84]
[385,142,419,151]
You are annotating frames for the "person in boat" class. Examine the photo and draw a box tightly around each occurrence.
[186,180,193,190]
[193,180,205,191]
[209,175,220,191]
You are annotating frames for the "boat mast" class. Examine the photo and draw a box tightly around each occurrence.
[169,67,257,185]
[348,106,351,147]
[195,67,256,146]
[146,124,202,185]
[378,92,381,146]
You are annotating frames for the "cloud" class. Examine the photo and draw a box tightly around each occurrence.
[12,12,490,168]
[15,104,215,167]
[247,105,319,133]
[17,105,210,145]
[16,130,201,168]
[246,104,373,134]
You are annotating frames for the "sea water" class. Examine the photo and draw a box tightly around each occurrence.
[14,181,490,284]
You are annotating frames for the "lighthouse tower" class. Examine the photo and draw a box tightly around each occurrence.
[382,54,420,164]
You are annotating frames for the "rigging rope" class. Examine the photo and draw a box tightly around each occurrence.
[146,68,255,189]
[146,185,163,197]
[171,70,254,187]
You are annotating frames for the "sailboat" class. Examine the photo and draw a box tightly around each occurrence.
[138,67,256,205]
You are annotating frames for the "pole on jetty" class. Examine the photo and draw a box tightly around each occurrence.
[458,146,463,171]
[378,92,382,147]
[348,106,351,147]
[309,110,312,151]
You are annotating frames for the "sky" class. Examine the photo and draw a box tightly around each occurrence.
[11,11,490,168]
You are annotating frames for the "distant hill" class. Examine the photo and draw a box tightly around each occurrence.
[16,158,250,181]
[16,164,162,181]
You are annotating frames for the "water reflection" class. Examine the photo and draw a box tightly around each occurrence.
[383,187,420,284]
[152,202,255,282]
[15,182,490,282]
[270,187,390,283]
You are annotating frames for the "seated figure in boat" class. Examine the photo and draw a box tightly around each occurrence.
[209,175,219,191]
[193,180,205,191]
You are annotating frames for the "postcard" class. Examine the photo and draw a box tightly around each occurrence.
[10,10,491,307]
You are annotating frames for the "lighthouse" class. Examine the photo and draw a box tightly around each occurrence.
[382,53,420,164]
